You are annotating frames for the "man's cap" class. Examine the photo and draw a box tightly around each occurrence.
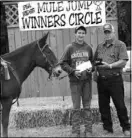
[103,23,113,32]
[75,25,87,34]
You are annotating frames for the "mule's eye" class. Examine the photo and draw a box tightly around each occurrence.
[47,50,51,54]
[47,47,52,53]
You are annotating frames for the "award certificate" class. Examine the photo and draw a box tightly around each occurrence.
[76,61,92,72]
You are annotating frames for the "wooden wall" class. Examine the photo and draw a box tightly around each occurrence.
[7,19,118,98]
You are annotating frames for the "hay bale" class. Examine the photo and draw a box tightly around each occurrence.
[9,112,17,128]
[9,95,117,129]
[15,110,55,129]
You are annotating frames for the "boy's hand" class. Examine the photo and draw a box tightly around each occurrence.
[74,70,81,79]
[92,71,99,82]
[86,67,92,73]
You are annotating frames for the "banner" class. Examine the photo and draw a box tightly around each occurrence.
[18,1,106,31]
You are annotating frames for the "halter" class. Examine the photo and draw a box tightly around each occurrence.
[37,40,59,80]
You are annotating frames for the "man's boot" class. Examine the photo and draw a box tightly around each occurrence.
[83,108,93,137]
[71,109,81,137]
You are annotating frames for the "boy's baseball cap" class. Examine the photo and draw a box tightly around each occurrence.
[75,25,87,34]
[103,23,113,32]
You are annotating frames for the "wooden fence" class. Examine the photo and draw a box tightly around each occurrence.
[3,1,118,98]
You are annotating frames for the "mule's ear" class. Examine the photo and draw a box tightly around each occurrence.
[44,32,49,41]
[39,32,49,47]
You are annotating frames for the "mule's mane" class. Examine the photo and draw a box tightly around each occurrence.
[2,40,36,60]
[1,33,47,60]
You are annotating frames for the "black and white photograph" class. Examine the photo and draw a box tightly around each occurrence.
[0,0,131,137]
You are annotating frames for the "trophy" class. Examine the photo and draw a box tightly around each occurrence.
[94,58,103,66]
[93,1,103,11]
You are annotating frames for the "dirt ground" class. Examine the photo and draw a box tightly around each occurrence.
[8,123,130,137]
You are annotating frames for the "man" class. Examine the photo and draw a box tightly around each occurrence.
[60,26,93,137]
[93,23,130,136]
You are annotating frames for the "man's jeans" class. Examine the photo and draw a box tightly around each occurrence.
[97,74,130,132]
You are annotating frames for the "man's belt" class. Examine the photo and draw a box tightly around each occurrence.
[98,72,121,79]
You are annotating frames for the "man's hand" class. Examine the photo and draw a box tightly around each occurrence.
[97,61,110,69]
[74,70,81,79]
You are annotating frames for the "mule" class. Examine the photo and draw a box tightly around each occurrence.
[0,32,62,137]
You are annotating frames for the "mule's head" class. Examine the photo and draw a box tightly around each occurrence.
[35,32,62,78]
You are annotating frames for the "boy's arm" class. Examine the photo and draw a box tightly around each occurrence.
[60,46,75,75]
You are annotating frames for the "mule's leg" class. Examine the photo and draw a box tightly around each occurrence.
[1,98,12,137]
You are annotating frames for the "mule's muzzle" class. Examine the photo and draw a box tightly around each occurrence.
[53,70,62,77]
[57,69,62,74]
[53,65,62,77]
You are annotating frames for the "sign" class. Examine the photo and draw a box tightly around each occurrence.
[18,1,106,31]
